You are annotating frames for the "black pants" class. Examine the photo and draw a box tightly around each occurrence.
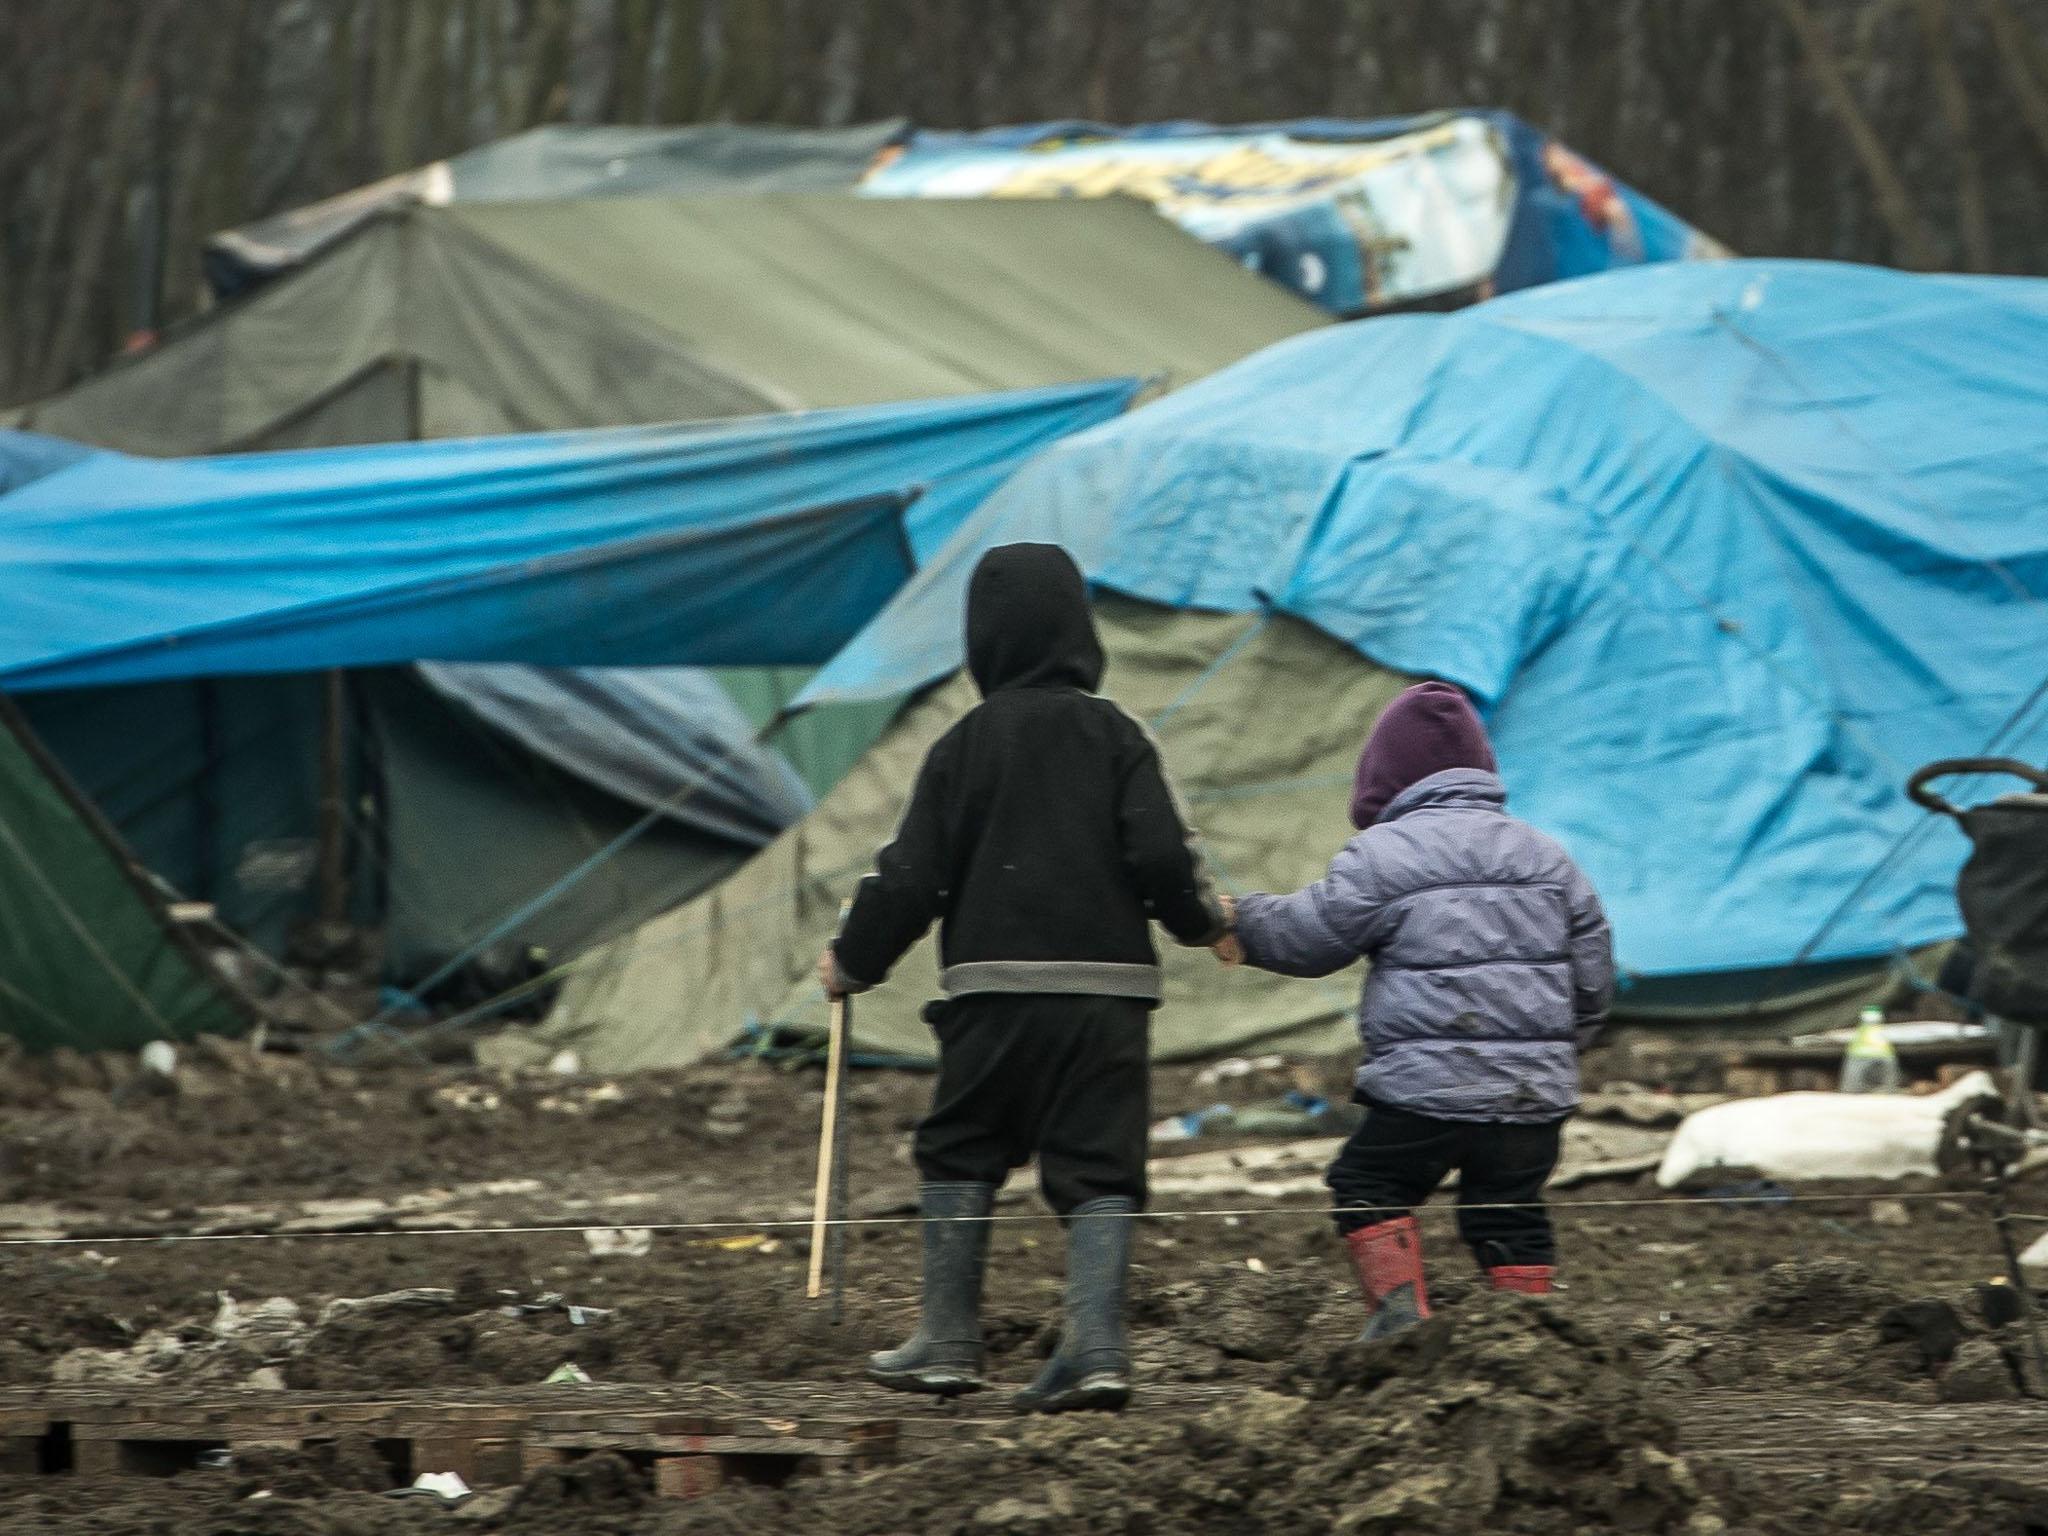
[1325,1097,1564,1267]
[914,993,1150,1216]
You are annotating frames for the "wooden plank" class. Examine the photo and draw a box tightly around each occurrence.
[654,1455,727,1499]
[71,1439,120,1478]
[413,1435,485,1484]
[0,1383,1070,1486]
[409,1429,527,1485]
[383,1409,530,1437]
[299,1404,403,1426]
[526,1411,721,1437]
[519,1443,572,1477]
[539,1432,867,1458]
[663,1436,857,1458]
[471,1437,523,1487]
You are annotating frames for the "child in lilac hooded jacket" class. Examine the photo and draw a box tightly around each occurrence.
[1227,682,1613,1323]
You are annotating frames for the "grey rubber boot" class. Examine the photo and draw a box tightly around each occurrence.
[867,1181,995,1395]
[1013,1196,1135,1413]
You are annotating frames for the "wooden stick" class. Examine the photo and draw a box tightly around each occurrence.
[827,994,854,1324]
[806,993,851,1301]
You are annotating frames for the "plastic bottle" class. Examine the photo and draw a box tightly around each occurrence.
[1840,1006,1903,1093]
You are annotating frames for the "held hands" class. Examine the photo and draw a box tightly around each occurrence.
[1211,894,1244,967]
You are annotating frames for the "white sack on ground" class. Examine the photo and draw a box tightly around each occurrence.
[2021,1230,2048,1285]
[1656,1071,1997,1188]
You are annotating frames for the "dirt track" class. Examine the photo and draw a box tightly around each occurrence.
[1,1038,2044,1534]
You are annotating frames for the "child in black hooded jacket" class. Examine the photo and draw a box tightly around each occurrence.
[819,542,1226,1412]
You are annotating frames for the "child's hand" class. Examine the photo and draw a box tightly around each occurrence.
[817,947,848,998]
[1210,893,1242,964]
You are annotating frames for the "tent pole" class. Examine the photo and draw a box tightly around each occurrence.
[316,670,349,928]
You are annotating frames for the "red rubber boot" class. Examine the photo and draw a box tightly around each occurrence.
[1344,1215,1431,1340]
[1488,1265,1554,1295]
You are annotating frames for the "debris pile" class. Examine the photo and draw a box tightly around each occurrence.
[50,1291,310,1390]
[1645,1257,2038,1404]
[695,1294,1723,1536]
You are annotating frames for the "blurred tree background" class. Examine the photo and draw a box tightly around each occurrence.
[3,0,2045,406]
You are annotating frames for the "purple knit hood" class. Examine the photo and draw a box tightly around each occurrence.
[1350,682,1498,829]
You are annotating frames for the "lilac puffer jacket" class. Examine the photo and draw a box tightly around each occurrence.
[1234,768,1613,1123]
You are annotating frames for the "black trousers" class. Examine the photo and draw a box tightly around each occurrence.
[1325,1097,1564,1267]
[914,993,1150,1216]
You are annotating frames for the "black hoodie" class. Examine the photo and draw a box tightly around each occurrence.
[833,543,1226,1000]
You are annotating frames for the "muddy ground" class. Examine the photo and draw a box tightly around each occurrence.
[0,1038,2044,1534]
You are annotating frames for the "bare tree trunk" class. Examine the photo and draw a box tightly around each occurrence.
[1984,0,2048,164]
[20,21,106,375]
[614,0,656,120]
[203,10,258,260]
[418,0,452,159]
[0,213,17,401]
[1914,0,1994,268]
[1775,0,1941,267]
[497,0,558,129]
[450,0,482,145]
[717,0,784,121]
[375,0,440,172]
[327,0,363,185]
[372,0,407,171]
[161,0,252,319]
[1082,0,1114,119]
[659,0,704,119]
[44,5,172,392]
[852,0,913,122]
[522,0,576,125]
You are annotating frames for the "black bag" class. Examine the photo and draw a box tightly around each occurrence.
[1909,759,2048,1024]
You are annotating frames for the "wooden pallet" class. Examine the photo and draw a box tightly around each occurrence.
[523,1407,900,1497]
[0,1385,1036,1499]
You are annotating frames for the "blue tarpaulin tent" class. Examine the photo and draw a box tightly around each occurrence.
[0,380,1135,691]
[0,381,1135,1046]
[800,261,2048,987]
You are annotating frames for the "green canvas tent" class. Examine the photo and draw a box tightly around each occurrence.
[0,700,252,1051]
[507,600,1904,1075]
[204,121,905,296]
[15,195,1324,454]
[7,195,1324,1006]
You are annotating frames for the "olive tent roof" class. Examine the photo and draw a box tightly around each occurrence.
[14,195,1326,492]
[204,114,1723,320]
[204,121,907,295]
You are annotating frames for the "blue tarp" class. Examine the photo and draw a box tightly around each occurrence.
[417,662,812,845]
[0,379,1136,693]
[865,113,1721,316]
[0,430,91,497]
[801,260,2048,979]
